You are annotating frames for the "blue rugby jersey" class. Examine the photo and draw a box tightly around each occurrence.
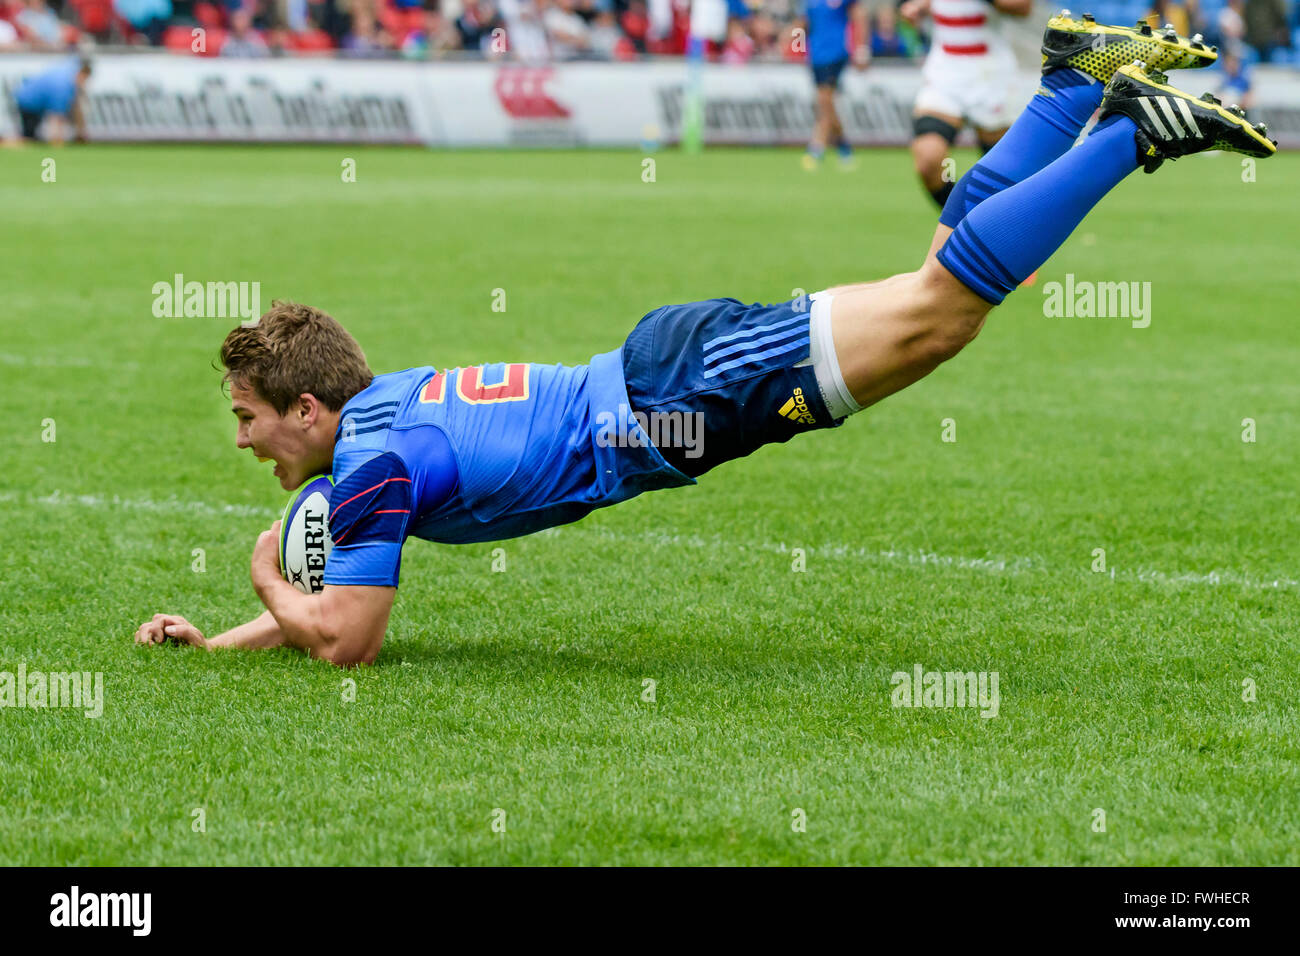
[804,0,856,66]
[323,348,693,587]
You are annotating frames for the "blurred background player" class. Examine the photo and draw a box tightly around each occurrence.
[3,55,91,148]
[801,0,869,170]
[1213,42,1254,110]
[902,0,1032,207]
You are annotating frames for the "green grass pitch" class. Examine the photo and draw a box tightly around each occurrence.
[2,144,1298,865]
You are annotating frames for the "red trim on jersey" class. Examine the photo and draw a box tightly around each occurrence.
[941,43,989,54]
[329,477,412,522]
[933,13,986,26]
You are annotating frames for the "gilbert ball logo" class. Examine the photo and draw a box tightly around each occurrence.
[49,886,151,936]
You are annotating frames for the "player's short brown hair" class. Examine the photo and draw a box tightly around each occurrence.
[220,301,373,414]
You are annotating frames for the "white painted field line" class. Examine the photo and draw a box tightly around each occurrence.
[0,352,141,371]
[7,489,1296,593]
[553,526,1300,593]
[2,489,274,520]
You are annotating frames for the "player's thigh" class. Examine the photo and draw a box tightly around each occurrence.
[824,264,991,399]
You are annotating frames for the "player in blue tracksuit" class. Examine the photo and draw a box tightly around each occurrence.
[133,15,1276,665]
[7,57,92,145]
[801,0,867,170]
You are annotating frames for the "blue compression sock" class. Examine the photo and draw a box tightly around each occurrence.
[936,114,1139,305]
[939,69,1105,228]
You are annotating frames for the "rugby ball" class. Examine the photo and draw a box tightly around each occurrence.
[278,475,333,594]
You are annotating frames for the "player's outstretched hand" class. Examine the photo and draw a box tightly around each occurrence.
[134,613,208,649]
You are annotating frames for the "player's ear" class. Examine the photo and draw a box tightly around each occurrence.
[296,393,320,428]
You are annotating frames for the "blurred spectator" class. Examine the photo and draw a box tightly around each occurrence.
[221,6,270,53]
[1183,0,1207,36]
[1148,0,1190,37]
[316,0,352,43]
[6,0,1288,62]
[1217,0,1246,46]
[620,0,648,52]
[721,14,752,62]
[497,0,548,62]
[398,0,450,56]
[278,0,311,30]
[870,4,907,57]
[1244,0,1289,60]
[542,0,589,60]
[646,0,671,48]
[748,8,778,56]
[1215,43,1254,106]
[15,0,66,48]
[342,0,395,53]
[589,2,628,59]
[455,0,502,53]
[115,0,174,44]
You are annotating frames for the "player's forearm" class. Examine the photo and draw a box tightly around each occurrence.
[252,571,338,660]
[207,610,285,650]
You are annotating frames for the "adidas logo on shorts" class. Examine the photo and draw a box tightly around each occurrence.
[778,388,816,426]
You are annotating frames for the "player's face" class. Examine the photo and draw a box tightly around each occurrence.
[230,383,313,491]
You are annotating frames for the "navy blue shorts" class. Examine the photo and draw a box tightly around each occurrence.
[19,108,42,140]
[622,296,842,478]
[812,58,848,88]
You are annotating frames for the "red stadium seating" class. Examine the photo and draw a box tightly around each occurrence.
[163,23,195,52]
[66,0,112,37]
[193,1,226,29]
[379,4,424,42]
[203,27,228,55]
[288,28,335,52]
[613,36,637,62]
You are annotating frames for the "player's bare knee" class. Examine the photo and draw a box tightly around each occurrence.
[908,264,990,364]
[922,314,986,365]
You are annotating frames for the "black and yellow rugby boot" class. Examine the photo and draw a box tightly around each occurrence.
[1100,62,1276,173]
[1042,10,1218,84]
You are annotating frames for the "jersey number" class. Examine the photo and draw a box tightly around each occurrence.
[420,364,530,405]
